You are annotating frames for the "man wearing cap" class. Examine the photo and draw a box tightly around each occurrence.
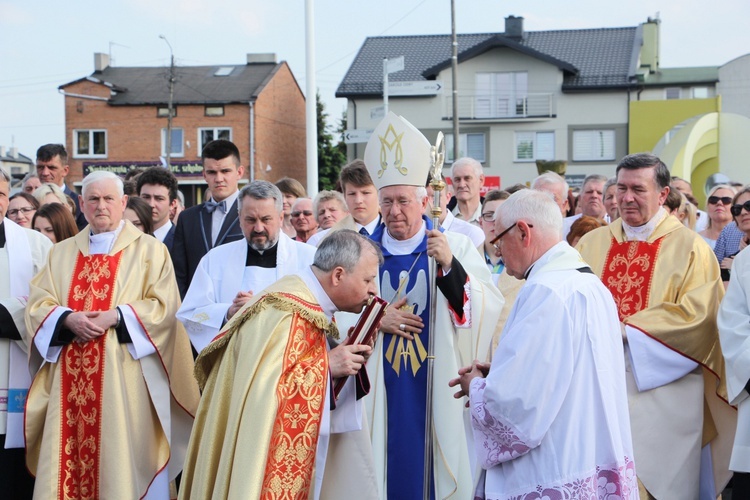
[362,112,504,499]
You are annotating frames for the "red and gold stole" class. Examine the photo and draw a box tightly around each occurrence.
[601,237,663,321]
[60,252,122,500]
[261,295,329,500]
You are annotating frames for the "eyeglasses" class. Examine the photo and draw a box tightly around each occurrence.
[480,212,495,222]
[291,210,314,218]
[7,207,36,217]
[490,222,533,249]
[708,196,732,206]
[731,201,750,217]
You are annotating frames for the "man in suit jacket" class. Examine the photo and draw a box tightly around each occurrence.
[137,166,179,251]
[35,144,87,230]
[172,140,245,298]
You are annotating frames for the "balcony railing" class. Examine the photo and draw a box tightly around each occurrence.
[444,93,555,120]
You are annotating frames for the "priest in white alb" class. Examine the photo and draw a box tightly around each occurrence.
[451,189,637,498]
[177,180,316,353]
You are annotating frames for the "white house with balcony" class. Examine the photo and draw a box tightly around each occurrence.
[337,16,658,187]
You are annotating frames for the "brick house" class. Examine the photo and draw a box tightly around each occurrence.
[60,53,306,204]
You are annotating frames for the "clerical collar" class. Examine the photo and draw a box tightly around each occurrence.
[298,266,337,320]
[383,221,426,255]
[0,221,5,248]
[622,207,668,242]
[246,242,278,268]
[89,220,125,255]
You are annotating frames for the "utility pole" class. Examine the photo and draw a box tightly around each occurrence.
[159,35,175,169]
[451,0,459,162]
[304,0,318,196]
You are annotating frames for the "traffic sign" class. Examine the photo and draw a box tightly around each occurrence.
[344,129,374,144]
[388,81,443,96]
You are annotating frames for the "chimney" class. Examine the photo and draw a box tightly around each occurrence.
[94,52,110,72]
[247,53,277,64]
[10,147,18,159]
[505,15,525,40]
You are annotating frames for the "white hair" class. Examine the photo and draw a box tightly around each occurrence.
[313,190,347,215]
[532,171,569,194]
[496,189,562,240]
[0,167,11,183]
[82,171,124,197]
[451,157,483,178]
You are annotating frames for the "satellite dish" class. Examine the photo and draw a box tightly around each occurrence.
[704,173,732,195]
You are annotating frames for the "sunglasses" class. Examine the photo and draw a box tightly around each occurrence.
[291,210,314,217]
[708,196,732,205]
[731,201,750,217]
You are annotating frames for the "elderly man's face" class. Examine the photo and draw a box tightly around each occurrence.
[291,198,318,234]
[580,180,606,218]
[616,167,669,227]
[329,248,380,314]
[535,183,568,216]
[239,196,283,251]
[23,177,41,194]
[80,180,127,234]
[452,163,484,203]
[317,199,347,229]
[380,185,428,241]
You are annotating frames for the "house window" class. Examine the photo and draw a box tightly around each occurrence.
[74,130,107,158]
[572,130,616,161]
[157,106,176,117]
[205,106,224,117]
[692,87,709,99]
[161,128,184,157]
[665,87,681,100]
[475,72,528,118]
[198,127,232,151]
[445,133,486,163]
[515,132,554,162]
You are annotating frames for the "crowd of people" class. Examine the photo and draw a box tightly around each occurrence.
[1,110,750,499]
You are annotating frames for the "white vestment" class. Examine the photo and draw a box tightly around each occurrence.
[470,242,637,498]
[366,226,504,499]
[0,220,51,448]
[177,233,316,352]
[442,210,485,248]
[718,246,750,472]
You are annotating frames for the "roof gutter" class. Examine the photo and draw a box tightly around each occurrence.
[57,89,109,102]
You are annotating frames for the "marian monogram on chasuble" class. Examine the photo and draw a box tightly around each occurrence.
[260,305,329,500]
[601,237,663,322]
[381,265,429,376]
[60,252,123,500]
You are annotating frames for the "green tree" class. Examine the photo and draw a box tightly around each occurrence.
[317,92,347,191]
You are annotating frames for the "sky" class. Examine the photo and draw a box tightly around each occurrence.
[1,0,748,160]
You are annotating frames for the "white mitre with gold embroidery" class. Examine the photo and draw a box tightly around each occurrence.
[364,111,431,190]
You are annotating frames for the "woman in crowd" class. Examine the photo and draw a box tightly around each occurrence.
[603,177,619,222]
[567,215,608,247]
[33,182,68,207]
[7,192,39,228]
[721,186,750,284]
[699,184,736,249]
[31,202,78,244]
[124,196,154,235]
[275,177,306,238]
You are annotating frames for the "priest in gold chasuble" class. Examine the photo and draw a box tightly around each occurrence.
[577,153,735,499]
[24,172,199,500]
[179,230,382,500]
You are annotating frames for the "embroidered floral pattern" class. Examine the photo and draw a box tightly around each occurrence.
[260,312,327,500]
[601,238,662,321]
[471,379,531,468]
[492,457,637,500]
[60,252,122,500]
